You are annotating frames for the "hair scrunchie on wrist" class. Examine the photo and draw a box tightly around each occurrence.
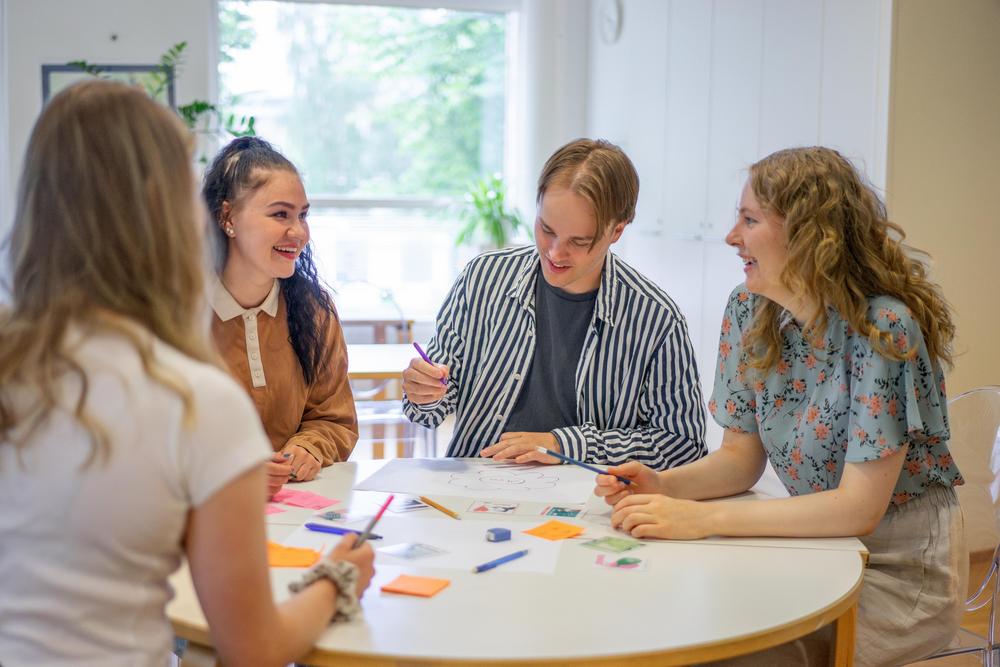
[288,560,361,623]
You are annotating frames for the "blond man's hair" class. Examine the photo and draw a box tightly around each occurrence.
[536,138,639,246]
[0,79,216,462]
[744,146,955,371]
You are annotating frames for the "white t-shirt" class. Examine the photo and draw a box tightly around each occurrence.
[0,329,272,667]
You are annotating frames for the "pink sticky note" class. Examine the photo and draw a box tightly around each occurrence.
[265,504,286,515]
[271,488,338,510]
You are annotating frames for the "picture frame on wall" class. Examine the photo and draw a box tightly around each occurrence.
[41,64,175,108]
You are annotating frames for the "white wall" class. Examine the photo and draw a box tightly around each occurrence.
[0,0,10,233]
[586,0,892,451]
[512,0,590,221]
[3,0,214,240]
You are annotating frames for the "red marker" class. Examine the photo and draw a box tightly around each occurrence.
[355,494,394,548]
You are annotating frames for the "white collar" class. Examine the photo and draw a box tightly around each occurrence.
[210,276,280,321]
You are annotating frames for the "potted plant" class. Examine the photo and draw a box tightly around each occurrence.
[69,42,255,162]
[455,173,527,250]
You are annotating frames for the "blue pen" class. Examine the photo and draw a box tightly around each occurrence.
[413,342,448,386]
[535,447,633,485]
[304,522,382,540]
[472,549,529,573]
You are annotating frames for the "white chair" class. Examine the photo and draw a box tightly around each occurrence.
[923,386,1000,666]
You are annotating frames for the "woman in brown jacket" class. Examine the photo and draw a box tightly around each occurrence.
[203,137,358,498]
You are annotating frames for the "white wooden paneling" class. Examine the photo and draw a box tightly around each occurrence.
[624,0,670,236]
[819,0,883,175]
[0,0,10,253]
[586,1,631,144]
[758,0,823,156]
[704,0,764,240]
[662,0,712,240]
[585,0,891,455]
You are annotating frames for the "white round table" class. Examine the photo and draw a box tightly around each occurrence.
[168,460,865,666]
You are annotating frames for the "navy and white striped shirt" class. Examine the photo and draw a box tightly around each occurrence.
[403,246,707,469]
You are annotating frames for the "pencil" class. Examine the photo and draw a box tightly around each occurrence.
[535,447,633,485]
[418,495,461,520]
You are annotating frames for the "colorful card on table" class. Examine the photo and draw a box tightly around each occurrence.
[267,541,320,568]
[271,488,338,510]
[378,542,448,561]
[265,504,286,515]
[468,500,519,514]
[381,574,451,597]
[523,519,584,541]
[593,554,647,570]
[581,536,645,553]
[541,505,584,518]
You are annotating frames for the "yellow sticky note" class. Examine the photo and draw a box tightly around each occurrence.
[381,574,451,598]
[523,519,585,541]
[267,541,320,568]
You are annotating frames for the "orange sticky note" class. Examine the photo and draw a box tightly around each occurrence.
[381,574,451,598]
[523,519,584,541]
[267,541,320,568]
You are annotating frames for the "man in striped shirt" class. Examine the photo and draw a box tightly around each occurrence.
[402,139,706,470]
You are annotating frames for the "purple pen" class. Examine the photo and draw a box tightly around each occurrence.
[413,342,448,386]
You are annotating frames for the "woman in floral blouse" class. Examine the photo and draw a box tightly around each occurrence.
[594,147,965,666]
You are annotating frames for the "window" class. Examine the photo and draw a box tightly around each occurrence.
[217,0,517,320]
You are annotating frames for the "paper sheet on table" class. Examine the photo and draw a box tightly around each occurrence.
[354,457,597,504]
[283,516,563,574]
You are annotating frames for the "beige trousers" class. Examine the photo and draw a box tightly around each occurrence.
[704,485,967,667]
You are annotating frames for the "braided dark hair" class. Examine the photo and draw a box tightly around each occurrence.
[202,136,335,385]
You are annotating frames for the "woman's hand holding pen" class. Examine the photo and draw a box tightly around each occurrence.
[401,357,449,404]
[326,534,375,598]
[594,461,662,505]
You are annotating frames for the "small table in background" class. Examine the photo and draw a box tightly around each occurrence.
[347,343,415,381]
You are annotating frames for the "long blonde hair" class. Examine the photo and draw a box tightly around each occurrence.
[0,79,216,461]
[745,146,954,371]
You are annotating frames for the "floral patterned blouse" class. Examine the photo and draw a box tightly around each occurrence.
[709,286,962,505]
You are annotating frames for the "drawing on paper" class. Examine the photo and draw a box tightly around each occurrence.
[448,467,559,493]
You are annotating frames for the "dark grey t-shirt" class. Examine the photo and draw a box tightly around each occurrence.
[503,273,598,433]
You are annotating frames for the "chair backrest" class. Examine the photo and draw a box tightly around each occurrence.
[947,386,1000,555]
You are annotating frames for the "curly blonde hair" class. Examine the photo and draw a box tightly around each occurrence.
[744,146,954,371]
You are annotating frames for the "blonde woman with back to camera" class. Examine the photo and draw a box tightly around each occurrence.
[595,147,966,666]
[0,79,374,666]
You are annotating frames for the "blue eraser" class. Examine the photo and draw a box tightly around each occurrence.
[486,527,511,542]
[321,511,343,521]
